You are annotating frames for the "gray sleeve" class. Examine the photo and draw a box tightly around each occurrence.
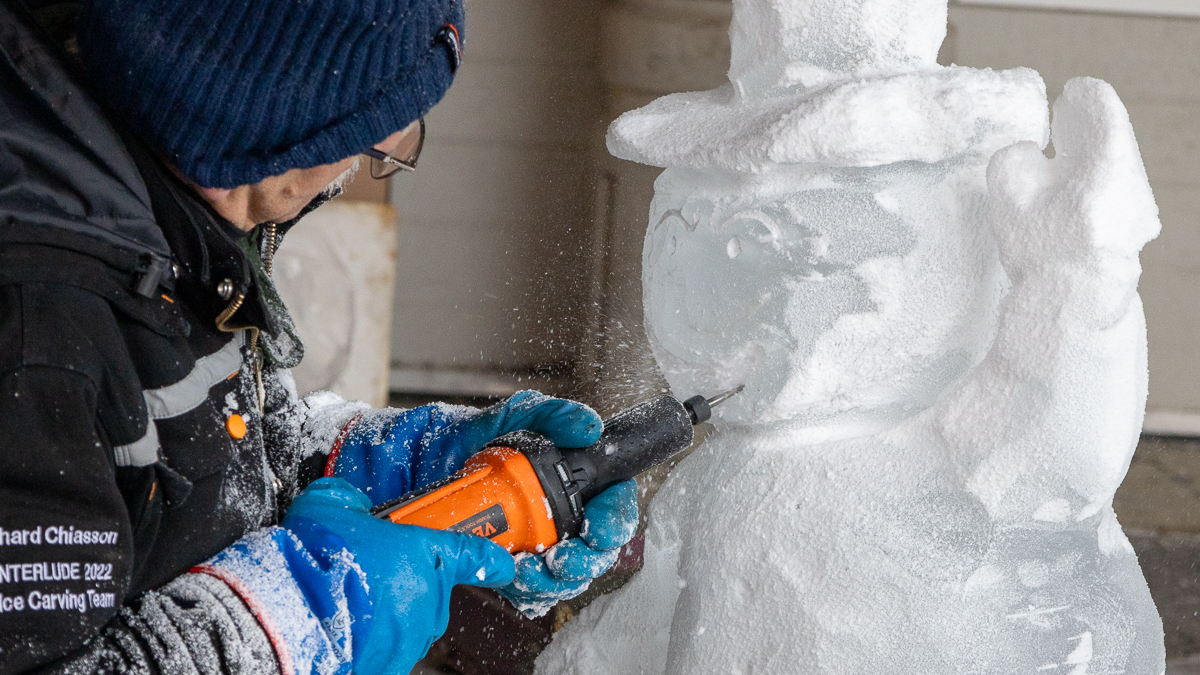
[260,367,371,513]
[45,574,278,675]
[264,368,371,461]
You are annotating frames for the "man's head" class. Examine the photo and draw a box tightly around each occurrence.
[188,123,416,230]
[76,0,463,221]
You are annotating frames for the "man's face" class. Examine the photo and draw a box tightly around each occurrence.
[253,155,362,225]
[201,125,417,231]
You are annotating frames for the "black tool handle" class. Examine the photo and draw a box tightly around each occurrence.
[488,394,699,540]
[564,394,694,504]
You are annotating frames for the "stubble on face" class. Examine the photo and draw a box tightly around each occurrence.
[322,157,362,199]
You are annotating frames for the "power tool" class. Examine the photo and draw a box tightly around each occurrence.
[371,387,744,554]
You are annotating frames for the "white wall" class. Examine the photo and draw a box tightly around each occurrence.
[388,0,605,392]
[943,3,1200,430]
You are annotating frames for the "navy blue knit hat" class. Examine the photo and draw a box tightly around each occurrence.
[77,0,464,188]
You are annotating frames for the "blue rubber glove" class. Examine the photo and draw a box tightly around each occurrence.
[198,478,515,675]
[282,478,515,674]
[499,479,639,618]
[330,390,603,506]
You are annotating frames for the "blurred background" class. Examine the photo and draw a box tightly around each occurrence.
[271,0,1200,672]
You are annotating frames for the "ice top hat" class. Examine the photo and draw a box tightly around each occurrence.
[607,0,1048,172]
[728,0,946,95]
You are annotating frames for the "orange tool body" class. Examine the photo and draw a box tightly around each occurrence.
[375,445,558,553]
[372,389,742,555]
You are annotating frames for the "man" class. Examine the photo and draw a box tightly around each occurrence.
[0,0,638,673]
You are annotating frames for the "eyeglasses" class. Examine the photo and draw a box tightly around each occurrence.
[364,118,425,179]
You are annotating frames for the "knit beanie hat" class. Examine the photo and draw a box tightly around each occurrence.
[76,0,464,188]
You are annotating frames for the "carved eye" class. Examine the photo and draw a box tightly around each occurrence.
[718,212,779,264]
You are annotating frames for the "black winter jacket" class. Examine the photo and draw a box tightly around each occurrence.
[0,4,366,672]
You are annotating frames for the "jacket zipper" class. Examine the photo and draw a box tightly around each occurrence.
[262,222,278,276]
[215,292,263,412]
[215,222,279,414]
[247,222,280,413]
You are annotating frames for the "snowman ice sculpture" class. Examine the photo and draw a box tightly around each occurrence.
[536,0,1165,673]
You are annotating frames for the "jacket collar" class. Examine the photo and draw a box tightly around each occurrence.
[124,138,279,338]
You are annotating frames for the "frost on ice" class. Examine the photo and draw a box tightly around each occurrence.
[536,0,1164,673]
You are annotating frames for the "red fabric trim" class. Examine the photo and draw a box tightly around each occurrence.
[323,413,364,477]
[190,564,295,675]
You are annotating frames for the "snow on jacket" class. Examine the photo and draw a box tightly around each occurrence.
[0,3,368,672]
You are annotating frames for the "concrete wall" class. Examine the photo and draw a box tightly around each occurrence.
[942,3,1200,430]
[387,0,606,397]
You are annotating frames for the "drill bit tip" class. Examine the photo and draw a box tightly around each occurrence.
[706,385,745,408]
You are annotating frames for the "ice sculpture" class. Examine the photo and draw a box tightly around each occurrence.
[537,0,1164,673]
